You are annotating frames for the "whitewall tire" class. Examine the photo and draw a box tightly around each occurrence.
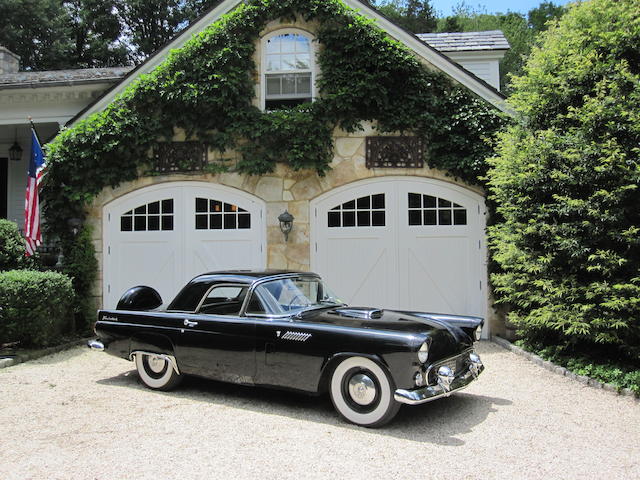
[134,353,182,391]
[329,356,400,427]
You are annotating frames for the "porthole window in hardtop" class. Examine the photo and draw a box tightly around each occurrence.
[121,199,174,231]
[195,198,251,230]
[408,193,467,226]
[328,194,385,227]
[264,32,314,109]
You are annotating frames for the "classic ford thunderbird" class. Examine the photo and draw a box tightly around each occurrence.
[89,270,484,427]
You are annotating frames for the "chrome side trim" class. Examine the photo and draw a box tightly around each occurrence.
[87,340,104,351]
[129,351,181,375]
[394,354,484,406]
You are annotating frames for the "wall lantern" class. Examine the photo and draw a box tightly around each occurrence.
[278,210,294,242]
[9,140,22,162]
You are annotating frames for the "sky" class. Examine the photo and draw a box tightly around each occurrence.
[430,0,574,15]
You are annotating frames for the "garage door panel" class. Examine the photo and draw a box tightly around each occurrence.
[111,242,180,308]
[187,238,261,276]
[324,238,395,307]
[402,237,469,315]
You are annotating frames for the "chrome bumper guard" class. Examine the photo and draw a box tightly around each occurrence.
[394,351,484,405]
[87,339,105,351]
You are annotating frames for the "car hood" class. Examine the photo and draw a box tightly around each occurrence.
[301,306,474,356]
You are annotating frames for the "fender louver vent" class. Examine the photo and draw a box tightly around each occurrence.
[332,307,383,319]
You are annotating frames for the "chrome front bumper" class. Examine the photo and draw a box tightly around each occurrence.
[394,351,484,405]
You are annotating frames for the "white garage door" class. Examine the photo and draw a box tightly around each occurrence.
[103,182,265,308]
[311,177,486,318]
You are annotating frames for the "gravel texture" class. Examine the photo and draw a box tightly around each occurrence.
[1,341,638,480]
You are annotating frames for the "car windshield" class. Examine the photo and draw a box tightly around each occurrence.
[252,276,344,315]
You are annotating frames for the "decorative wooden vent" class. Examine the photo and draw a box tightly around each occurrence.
[365,136,424,169]
[153,141,207,173]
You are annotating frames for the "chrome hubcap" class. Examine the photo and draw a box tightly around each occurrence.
[348,373,376,406]
[147,355,166,373]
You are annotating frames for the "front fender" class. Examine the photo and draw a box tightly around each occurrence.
[317,352,388,394]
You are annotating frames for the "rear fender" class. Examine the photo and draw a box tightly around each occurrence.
[130,333,176,358]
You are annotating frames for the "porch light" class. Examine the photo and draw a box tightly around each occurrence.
[9,140,22,162]
[278,210,294,242]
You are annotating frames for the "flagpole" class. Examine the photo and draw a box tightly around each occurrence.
[27,115,42,144]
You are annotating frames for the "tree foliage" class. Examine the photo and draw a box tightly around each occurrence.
[372,0,437,33]
[487,0,640,359]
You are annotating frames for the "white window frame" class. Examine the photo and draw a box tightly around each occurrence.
[260,28,317,111]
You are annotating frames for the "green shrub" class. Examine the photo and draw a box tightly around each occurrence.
[0,219,29,271]
[0,270,74,348]
[487,0,640,359]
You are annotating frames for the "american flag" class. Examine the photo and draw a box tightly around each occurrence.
[24,127,46,256]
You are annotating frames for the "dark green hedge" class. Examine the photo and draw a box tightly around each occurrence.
[0,219,30,271]
[0,270,75,348]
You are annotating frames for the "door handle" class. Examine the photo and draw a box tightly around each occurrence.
[183,319,198,327]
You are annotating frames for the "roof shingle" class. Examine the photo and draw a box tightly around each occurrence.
[417,30,510,52]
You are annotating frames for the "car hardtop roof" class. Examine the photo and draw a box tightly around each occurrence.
[191,269,320,285]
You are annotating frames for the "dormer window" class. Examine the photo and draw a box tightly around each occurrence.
[263,30,315,110]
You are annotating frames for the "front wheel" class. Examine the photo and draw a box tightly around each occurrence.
[329,356,400,427]
[134,353,182,391]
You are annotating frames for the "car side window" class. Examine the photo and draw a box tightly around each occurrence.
[198,285,248,316]
[245,293,266,315]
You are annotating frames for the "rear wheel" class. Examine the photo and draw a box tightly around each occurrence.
[329,356,400,427]
[134,353,182,391]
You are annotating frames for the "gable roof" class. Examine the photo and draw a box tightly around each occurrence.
[0,67,132,90]
[416,31,510,52]
[68,0,510,125]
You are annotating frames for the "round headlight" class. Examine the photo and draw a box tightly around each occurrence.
[417,341,430,363]
[474,326,482,341]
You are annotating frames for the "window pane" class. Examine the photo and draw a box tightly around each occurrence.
[439,209,452,225]
[409,210,421,226]
[296,74,311,94]
[357,196,370,209]
[372,211,385,226]
[148,201,160,214]
[438,198,452,208]
[343,200,355,210]
[134,205,146,215]
[454,209,467,225]
[408,193,421,208]
[210,200,222,212]
[343,211,356,227]
[266,76,281,95]
[328,211,341,227]
[266,36,280,53]
[195,197,207,213]
[224,214,236,229]
[134,216,146,231]
[372,194,385,209]
[148,216,160,231]
[211,214,222,229]
[238,213,251,229]
[224,203,236,212]
[121,216,132,231]
[282,74,296,94]
[195,214,208,230]
[162,215,173,231]
[161,199,173,214]
[294,35,310,53]
[295,54,310,69]
[281,54,296,70]
[357,211,370,227]
[424,210,437,225]
[266,55,280,71]
[280,34,296,53]
[423,195,436,208]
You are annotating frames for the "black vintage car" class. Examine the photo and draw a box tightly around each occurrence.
[89,270,484,427]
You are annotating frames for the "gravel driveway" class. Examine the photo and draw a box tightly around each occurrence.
[1,341,638,480]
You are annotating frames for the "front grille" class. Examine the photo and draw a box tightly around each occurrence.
[426,349,471,384]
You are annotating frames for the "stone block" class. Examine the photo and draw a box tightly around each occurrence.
[284,179,296,190]
[283,191,294,201]
[290,176,323,201]
[218,172,245,190]
[0,358,15,369]
[284,243,310,266]
[287,201,310,224]
[576,375,590,385]
[254,177,284,201]
[335,137,363,158]
[266,202,288,227]
[267,245,287,269]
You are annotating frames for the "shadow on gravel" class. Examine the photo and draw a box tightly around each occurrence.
[97,369,511,444]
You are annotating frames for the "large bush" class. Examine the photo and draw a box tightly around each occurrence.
[487,0,640,359]
[0,270,75,348]
[0,219,28,271]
